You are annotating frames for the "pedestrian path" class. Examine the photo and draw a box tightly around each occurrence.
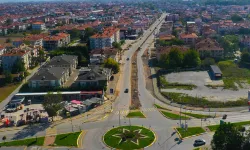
[114,107,156,115]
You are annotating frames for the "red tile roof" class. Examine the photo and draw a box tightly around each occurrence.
[91,27,119,38]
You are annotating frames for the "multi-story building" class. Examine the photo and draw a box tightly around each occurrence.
[13,34,46,47]
[0,45,6,66]
[43,54,78,75]
[32,22,46,31]
[29,54,78,88]
[43,33,70,51]
[240,36,250,48]
[28,67,70,88]
[179,33,198,45]
[90,27,120,50]
[1,48,31,71]
[195,38,224,58]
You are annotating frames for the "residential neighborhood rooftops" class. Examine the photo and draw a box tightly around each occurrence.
[30,66,69,81]
[90,27,119,38]
[180,33,198,39]
[196,38,224,51]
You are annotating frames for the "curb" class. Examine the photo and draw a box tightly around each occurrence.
[77,131,83,148]
[173,127,207,140]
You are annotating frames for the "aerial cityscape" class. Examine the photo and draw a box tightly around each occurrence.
[0,0,250,150]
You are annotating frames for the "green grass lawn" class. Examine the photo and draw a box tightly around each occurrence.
[176,127,205,138]
[161,111,190,120]
[0,83,21,102]
[159,76,197,90]
[161,92,247,108]
[103,126,155,150]
[154,104,172,111]
[193,148,200,150]
[218,60,250,90]
[181,112,212,119]
[0,137,44,146]
[207,121,250,132]
[126,111,146,118]
[54,132,81,146]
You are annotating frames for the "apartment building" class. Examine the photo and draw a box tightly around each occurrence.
[1,49,31,71]
[195,38,224,58]
[90,27,120,50]
[32,22,46,31]
[43,33,70,51]
[179,33,198,45]
[0,45,7,66]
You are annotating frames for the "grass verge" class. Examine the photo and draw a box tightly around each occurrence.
[103,126,155,149]
[176,127,205,138]
[0,83,21,102]
[0,137,44,146]
[161,92,248,108]
[54,132,81,146]
[126,111,146,118]
[181,112,212,119]
[159,76,197,90]
[207,121,250,132]
[161,111,190,120]
[154,104,172,111]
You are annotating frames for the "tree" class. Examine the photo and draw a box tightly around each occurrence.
[120,40,125,45]
[231,14,243,23]
[5,38,12,43]
[39,49,45,63]
[103,58,120,74]
[69,28,81,40]
[82,27,96,42]
[112,42,122,60]
[159,53,169,68]
[43,92,63,121]
[240,52,250,64]
[4,71,13,84]
[201,57,215,68]
[2,136,6,143]
[5,18,13,25]
[183,50,201,68]
[211,123,244,150]
[168,48,183,69]
[11,59,25,74]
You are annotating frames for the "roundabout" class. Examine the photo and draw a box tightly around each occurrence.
[103,126,156,150]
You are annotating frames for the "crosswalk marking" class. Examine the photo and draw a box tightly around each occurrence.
[114,107,156,115]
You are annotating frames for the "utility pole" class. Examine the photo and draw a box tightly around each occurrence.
[179,104,182,127]
[119,110,121,126]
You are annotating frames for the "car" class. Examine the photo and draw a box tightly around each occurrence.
[124,88,129,93]
[126,58,129,61]
[222,114,227,119]
[194,139,206,146]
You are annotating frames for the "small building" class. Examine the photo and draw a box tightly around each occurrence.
[210,65,222,80]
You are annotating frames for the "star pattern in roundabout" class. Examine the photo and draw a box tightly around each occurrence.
[112,128,149,145]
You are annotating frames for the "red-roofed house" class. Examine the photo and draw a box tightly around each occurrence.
[179,33,198,45]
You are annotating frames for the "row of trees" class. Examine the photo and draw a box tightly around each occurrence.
[159,48,201,69]
[50,46,89,66]
[156,38,184,47]
[212,123,250,150]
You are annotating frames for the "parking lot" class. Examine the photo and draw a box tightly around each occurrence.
[162,71,248,101]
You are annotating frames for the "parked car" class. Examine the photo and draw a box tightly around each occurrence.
[124,88,129,93]
[194,139,206,146]
[222,114,227,119]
